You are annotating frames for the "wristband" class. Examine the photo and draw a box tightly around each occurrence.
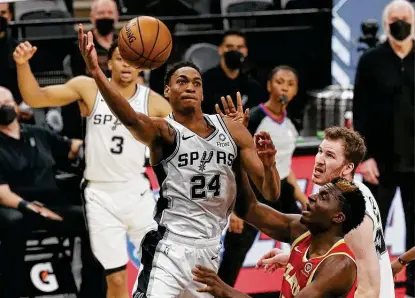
[17,200,30,212]
[17,200,39,215]
[398,256,409,266]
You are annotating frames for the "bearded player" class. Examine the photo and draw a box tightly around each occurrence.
[13,39,171,298]
[78,24,280,298]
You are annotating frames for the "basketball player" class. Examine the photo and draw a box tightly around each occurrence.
[13,39,172,298]
[219,99,394,297]
[192,177,366,297]
[77,25,280,298]
[256,127,395,298]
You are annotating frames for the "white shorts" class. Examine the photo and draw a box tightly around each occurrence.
[133,229,221,298]
[83,178,158,271]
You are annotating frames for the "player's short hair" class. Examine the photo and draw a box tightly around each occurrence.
[164,61,202,86]
[268,65,299,82]
[330,177,366,234]
[108,39,119,60]
[220,30,246,45]
[324,127,366,174]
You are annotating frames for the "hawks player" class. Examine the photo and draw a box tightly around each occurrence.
[192,178,366,298]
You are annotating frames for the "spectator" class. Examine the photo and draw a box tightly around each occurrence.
[217,66,307,287]
[201,30,268,114]
[0,87,106,298]
[353,0,415,296]
[0,3,20,103]
[70,0,119,77]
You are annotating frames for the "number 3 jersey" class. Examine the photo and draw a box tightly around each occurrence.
[84,84,150,182]
[154,114,238,239]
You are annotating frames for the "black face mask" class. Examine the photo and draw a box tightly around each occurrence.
[0,105,17,126]
[95,18,114,36]
[223,50,245,70]
[389,20,412,41]
[0,16,8,33]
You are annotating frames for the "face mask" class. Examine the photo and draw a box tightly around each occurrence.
[0,16,8,33]
[0,105,17,126]
[95,18,115,36]
[223,50,245,70]
[389,20,412,41]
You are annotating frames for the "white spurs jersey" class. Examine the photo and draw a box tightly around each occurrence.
[354,181,395,298]
[84,84,150,182]
[155,114,238,239]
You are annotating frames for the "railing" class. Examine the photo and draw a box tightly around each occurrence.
[8,8,331,39]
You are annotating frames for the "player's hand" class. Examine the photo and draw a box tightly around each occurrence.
[256,248,289,273]
[215,91,250,127]
[78,24,99,73]
[361,158,379,185]
[391,259,405,279]
[254,131,276,168]
[228,212,244,234]
[192,265,235,298]
[28,201,63,221]
[13,41,37,65]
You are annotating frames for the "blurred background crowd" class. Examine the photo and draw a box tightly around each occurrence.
[0,0,414,297]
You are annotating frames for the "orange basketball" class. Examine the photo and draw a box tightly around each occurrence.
[118,16,172,70]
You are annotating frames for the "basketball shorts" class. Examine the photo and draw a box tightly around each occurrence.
[83,178,158,271]
[133,228,221,298]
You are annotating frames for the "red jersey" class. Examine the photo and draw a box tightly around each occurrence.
[280,231,357,298]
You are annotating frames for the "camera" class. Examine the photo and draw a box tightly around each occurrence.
[358,19,380,52]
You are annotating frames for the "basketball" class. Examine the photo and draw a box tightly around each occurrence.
[118,16,173,70]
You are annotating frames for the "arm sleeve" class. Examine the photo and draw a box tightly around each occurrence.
[44,128,72,163]
[0,169,7,185]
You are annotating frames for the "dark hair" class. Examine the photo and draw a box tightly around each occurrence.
[330,177,366,234]
[108,39,119,60]
[268,65,299,82]
[324,127,367,175]
[221,30,246,45]
[164,61,201,86]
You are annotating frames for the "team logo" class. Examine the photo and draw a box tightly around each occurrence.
[111,118,122,131]
[199,151,214,171]
[219,133,226,141]
[30,262,59,292]
[301,262,313,277]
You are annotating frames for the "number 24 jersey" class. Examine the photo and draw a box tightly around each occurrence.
[155,114,238,239]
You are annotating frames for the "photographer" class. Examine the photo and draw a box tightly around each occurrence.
[0,87,105,298]
[353,1,415,296]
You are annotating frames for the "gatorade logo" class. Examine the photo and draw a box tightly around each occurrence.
[30,262,59,292]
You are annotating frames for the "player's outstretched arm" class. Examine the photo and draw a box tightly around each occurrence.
[295,255,357,298]
[14,41,92,110]
[345,215,380,298]
[234,163,305,243]
[225,118,280,201]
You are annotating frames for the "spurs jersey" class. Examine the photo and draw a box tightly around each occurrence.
[280,232,357,298]
[84,84,150,182]
[155,114,238,239]
[355,181,395,298]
